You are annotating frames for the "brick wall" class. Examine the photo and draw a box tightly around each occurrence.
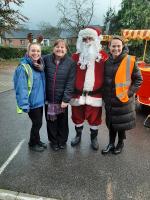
[2,39,28,48]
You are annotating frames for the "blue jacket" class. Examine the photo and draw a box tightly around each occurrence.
[13,57,45,112]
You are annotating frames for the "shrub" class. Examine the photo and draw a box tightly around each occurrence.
[42,47,53,56]
[128,40,150,63]
[0,47,26,59]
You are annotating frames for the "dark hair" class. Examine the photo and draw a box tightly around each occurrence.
[53,39,68,50]
[110,35,125,45]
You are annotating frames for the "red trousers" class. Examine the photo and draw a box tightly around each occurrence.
[71,105,102,126]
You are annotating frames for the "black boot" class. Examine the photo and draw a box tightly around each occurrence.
[113,131,125,155]
[71,126,83,146]
[113,141,124,154]
[101,128,116,155]
[101,143,115,154]
[90,129,99,151]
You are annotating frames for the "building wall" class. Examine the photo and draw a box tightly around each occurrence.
[2,39,29,48]
[1,37,77,48]
[2,38,51,48]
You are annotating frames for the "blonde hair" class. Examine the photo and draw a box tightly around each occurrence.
[27,42,41,53]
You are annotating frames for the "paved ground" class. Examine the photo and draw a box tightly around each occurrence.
[0,66,150,200]
[0,66,15,93]
[0,90,150,200]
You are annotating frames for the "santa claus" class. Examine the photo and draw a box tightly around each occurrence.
[70,27,108,150]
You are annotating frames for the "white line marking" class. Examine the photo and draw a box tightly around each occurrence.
[106,177,113,200]
[0,189,58,200]
[0,139,25,175]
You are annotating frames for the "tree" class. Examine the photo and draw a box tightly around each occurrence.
[119,0,150,29]
[104,0,150,34]
[38,22,61,39]
[57,0,94,36]
[0,0,28,35]
[103,8,118,34]
[103,0,150,62]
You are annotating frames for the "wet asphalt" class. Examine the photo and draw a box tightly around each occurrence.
[0,90,150,200]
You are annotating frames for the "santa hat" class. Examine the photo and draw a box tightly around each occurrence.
[78,27,102,39]
[76,27,102,53]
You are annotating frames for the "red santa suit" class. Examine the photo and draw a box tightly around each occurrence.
[70,50,108,127]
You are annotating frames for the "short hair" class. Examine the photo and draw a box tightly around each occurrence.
[53,39,68,50]
[110,35,125,45]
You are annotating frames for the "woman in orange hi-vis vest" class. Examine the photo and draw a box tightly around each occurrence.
[101,36,143,155]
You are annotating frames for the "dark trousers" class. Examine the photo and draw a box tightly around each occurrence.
[28,107,43,146]
[45,105,69,145]
[109,127,126,144]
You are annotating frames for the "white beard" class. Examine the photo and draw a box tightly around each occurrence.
[78,42,98,70]
[78,42,99,92]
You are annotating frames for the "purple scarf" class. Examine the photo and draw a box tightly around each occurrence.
[47,103,65,121]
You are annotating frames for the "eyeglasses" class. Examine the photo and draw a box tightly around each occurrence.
[82,37,94,42]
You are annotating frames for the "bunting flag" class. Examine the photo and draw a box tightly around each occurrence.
[122,29,150,40]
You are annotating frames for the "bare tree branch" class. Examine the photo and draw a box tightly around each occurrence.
[57,0,95,36]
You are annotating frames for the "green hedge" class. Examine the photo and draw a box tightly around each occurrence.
[0,43,149,62]
[128,41,150,63]
[0,45,76,59]
[0,47,26,59]
[0,47,53,59]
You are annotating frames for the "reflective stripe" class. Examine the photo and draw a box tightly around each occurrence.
[126,55,131,81]
[117,89,128,98]
[16,64,33,114]
[22,64,33,96]
[16,105,23,114]
[116,80,131,87]
[116,56,131,88]
[115,55,135,102]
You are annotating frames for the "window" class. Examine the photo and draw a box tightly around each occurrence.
[9,39,13,47]
[20,40,25,45]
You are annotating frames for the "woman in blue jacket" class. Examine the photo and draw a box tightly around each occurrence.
[14,43,46,152]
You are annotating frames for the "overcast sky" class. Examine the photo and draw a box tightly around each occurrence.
[14,0,122,29]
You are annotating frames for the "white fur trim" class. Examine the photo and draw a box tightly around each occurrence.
[78,28,98,40]
[76,30,102,56]
[70,98,83,106]
[86,96,102,107]
[70,96,102,107]
[79,95,86,105]
[75,123,84,127]
[83,61,95,91]
[89,125,99,130]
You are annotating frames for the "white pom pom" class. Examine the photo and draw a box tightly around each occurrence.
[79,96,86,105]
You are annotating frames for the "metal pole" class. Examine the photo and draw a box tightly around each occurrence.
[143,40,148,61]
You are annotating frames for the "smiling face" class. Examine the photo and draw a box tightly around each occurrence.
[53,40,67,60]
[28,44,41,62]
[109,39,124,59]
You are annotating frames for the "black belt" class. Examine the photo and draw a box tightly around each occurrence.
[74,88,102,96]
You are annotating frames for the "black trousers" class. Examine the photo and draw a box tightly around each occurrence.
[109,127,126,144]
[28,107,43,146]
[45,105,69,145]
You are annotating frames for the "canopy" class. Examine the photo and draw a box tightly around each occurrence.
[102,35,112,42]
[122,29,150,40]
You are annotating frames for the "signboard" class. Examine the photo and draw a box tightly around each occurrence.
[122,29,150,40]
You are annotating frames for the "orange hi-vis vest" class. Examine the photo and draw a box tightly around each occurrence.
[115,55,135,102]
